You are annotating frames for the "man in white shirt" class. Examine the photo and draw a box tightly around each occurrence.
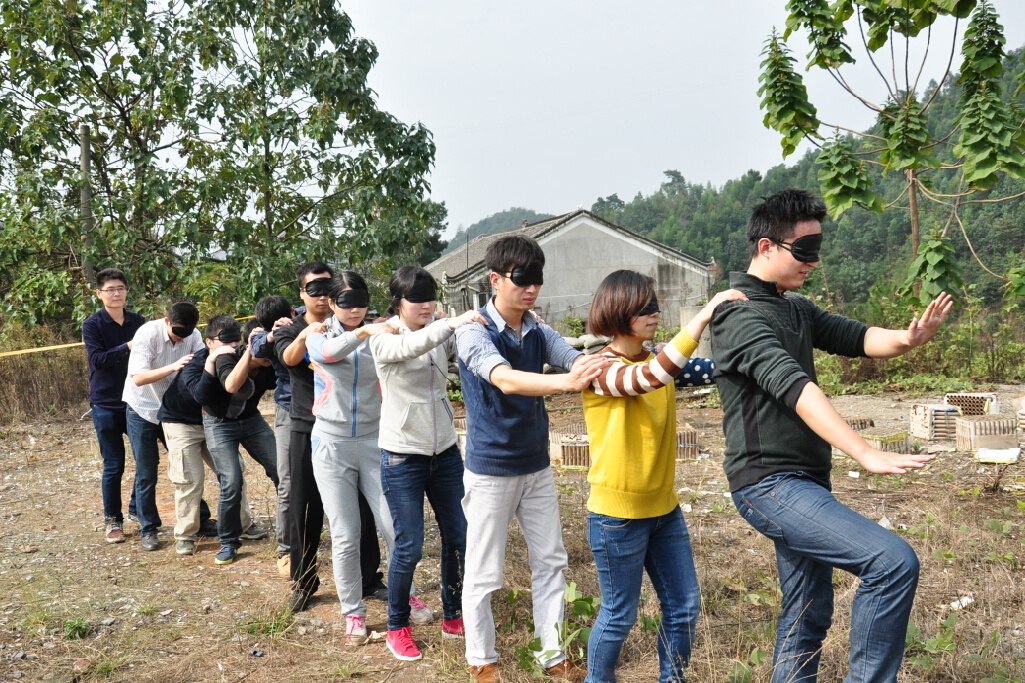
[122,302,204,550]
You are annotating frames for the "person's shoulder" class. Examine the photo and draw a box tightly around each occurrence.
[125,309,146,325]
[711,297,756,325]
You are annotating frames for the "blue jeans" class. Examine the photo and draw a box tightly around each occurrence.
[380,444,467,629]
[92,404,136,524]
[204,414,279,549]
[586,506,700,683]
[733,472,919,683]
[125,406,164,534]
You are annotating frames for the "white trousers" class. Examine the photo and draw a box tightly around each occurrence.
[461,466,569,668]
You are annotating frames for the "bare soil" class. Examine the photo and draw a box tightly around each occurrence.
[1,387,1024,682]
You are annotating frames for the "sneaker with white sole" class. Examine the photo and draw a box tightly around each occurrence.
[345,614,368,646]
[442,616,465,638]
[386,626,422,661]
[175,539,196,556]
[105,522,126,544]
[408,594,434,624]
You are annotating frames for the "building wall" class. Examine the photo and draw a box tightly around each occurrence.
[535,219,710,329]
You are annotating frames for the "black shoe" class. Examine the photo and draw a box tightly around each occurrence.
[198,519,219,537]
[287,589,314,613]
[140,533,160,551]
[363,579,388,601]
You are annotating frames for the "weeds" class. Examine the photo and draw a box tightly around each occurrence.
[243,608,294,636]
[62,617,91,639]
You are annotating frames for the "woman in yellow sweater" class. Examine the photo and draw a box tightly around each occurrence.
[582,270,744,683]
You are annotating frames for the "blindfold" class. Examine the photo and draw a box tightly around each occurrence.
[636,295,660,317]
[170,325,195,339]
[335,289,369,309]
[773,233,822,263]
[207,328,241,343]
[507,262,544,287]
[303,278,332,298]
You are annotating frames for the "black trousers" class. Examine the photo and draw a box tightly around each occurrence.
[287,429,382,593]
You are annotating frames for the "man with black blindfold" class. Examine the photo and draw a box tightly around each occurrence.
[123,302,206,551]
[711,188,953,683]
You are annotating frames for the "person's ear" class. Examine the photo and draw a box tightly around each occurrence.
[757,238,776,259]
[489,271,501,288]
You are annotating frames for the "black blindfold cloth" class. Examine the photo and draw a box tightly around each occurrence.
[171,325,195,339]
[773,233,823,263]
[208,328,241,343]
[508,262,544,287]
[637,295,660,317]
[335,289,369,309]
[303,278,332,298]
[403,278,437,304]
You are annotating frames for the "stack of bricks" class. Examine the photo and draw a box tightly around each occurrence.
[955,415,1017,451]
[909,404,959,441]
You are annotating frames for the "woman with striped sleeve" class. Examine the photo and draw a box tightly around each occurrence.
[581,270,744,683]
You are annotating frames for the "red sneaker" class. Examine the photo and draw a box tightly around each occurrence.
[386,626,422,661]
[443,617,465,638]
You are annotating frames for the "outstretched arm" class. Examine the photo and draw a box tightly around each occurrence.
[795,382,934,474]
[863,292,953,359]
[491,353,610,396]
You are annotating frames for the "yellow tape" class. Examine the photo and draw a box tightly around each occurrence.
[0,315,258,359]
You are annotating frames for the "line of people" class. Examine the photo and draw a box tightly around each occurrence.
[83,187,952,683]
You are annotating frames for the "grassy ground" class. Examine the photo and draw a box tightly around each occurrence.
[0,390,1023,682]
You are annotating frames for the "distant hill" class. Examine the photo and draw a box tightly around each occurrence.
[443,208,554,255]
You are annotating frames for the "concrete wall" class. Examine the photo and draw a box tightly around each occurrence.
[535,218,710,329]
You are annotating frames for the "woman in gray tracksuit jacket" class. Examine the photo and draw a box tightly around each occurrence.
[369,266,487,662]
[306,271,404,646]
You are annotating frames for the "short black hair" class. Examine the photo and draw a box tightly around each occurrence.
[329,271,369,299]
[96,268,127,289]
[254,295,292,330]
[243,318,261,340]
[484,235,545,274]
[588,270,656,337]
[386,266,435,316]
[205,314,239,340]
[747,188,827,256]
[296,261,333,288]
[167,302,199,328]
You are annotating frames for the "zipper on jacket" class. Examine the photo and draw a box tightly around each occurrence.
[351,348,359,438]
[429,351,438,454]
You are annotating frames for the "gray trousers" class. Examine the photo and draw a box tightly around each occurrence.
[311,432,395,617]
[274,405,292,555]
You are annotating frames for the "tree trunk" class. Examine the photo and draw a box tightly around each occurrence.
[907,169,921,297]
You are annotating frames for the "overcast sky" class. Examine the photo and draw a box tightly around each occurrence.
[347,2,1025,235]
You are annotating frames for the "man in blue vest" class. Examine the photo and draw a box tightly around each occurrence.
[456,235,608,683]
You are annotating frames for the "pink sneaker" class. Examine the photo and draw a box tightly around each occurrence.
[409,594,434,624]
[442,616,465,638]
[386,626,422,661]
[345,614,368,646]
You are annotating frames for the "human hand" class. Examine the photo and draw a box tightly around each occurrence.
[126,339,134,351]
[299,322,327,339]
[209,345,238,360]
[529,310,547,326]
[854,448,935,475]
[434,309,450,320]
[363,321,398,337]
[272,317,292,332]
[448,309,489,330]
[564,354,613,391]
[906,292,953,349]
[169,354,194,372]
[700,289,747,322]
[248,326,264,345]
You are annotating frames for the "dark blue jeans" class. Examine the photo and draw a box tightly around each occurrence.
[125,407,164,534]
[380,444,466,629]
[586,506,700,683]
[733,472,919,683]
[92,404,136,524]
[203,413,279,549]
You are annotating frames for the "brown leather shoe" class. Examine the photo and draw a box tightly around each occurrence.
[545,660,586,682]
[467,663,501,682]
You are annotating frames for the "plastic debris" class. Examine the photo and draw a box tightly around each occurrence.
[949,596,975,610]
[975,447,1020,464]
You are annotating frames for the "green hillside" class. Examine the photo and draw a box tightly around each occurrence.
[442,208,555,255]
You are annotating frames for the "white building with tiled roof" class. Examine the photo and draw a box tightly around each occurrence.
[425,210,715,328]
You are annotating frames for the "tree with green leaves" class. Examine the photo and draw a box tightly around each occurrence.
[0,0,437,327]
[758,0,1025,304]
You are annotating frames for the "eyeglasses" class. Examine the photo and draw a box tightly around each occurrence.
[99,286,128,295]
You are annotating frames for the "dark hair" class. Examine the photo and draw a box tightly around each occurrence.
[296,261,333,288]
[588,270,656,337]
[484,235,545,274]
[254,295,292,330]
[386,266,435,317]
[328,271,369,299]
[243,318,261,340]
[96,268,127,289]
[205,314,239,340]
[747,188,827,256]
[167,302,200,328]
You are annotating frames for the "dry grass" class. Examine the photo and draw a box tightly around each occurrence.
[0,392,1023,682]
[0,326,90,420]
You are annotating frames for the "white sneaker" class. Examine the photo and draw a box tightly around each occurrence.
[408,594,434,624]
[345,614,368,646]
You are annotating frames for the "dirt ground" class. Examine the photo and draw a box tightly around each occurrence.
[1,386,1024,682]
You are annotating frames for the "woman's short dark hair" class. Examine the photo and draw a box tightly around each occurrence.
[386,266,436,317]
[747,188,827,256]
[484,235,545,274]
[329,271,369,299]
[588,270,656,338]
